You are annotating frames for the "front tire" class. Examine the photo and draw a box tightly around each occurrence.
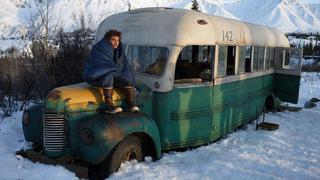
[92,135,144,179]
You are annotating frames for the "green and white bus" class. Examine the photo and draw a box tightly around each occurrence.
[21,7,302,179]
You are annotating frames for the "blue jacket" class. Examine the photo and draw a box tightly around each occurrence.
[83,39,135,87]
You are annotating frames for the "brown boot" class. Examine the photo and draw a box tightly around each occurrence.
[125,86,139,112]
[103,88,122,114]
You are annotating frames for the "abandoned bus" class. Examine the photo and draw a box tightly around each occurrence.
[21,7,302,178]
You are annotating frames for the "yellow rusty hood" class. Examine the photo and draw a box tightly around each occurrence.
[45,82,125,110]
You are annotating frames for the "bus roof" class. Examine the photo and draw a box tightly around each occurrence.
[94,7,290,48]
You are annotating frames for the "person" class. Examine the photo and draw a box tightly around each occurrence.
[83,30,139,114]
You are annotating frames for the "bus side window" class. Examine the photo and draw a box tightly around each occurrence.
[258,47,265,70]
[218,45,236,77]
[218,46,227,77]
[282,48,301,71]
[252,46,265,71]
[239,46,252,74]
[226,46,236,75]
[270,48,275,69]
[126,45,133,66]
[265,47,275,69]
[175,45,214,83]
[253,47,259,71]
[284,49,290,66]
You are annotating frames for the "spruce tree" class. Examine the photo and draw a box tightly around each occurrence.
[191,0,200,12]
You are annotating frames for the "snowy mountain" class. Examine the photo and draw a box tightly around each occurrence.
[309,3,320,19]
[0,0,320,38]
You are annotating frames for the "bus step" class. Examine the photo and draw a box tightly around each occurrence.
[256,122,279,131]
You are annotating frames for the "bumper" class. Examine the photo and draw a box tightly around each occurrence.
[16,148,88,179]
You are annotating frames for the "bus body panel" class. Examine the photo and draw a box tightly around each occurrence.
[154,74,274,151]
[153,85,213,150]
[274,73,301,104]
[211,74,273,140]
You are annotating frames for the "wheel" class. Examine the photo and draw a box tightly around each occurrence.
[92,135,144,179]
[265,95,274,112]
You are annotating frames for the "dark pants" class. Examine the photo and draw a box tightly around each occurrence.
[108,77,132,88]
[87,76,132,89]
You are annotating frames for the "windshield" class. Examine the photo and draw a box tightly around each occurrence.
[125,45,169,76]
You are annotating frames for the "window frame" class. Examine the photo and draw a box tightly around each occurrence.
[124,44,171,77]
[174,45,215,85]
[238,46,253,74]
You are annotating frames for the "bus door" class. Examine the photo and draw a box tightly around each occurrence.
[274,47,303,104]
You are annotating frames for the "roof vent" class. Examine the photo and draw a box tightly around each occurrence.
[197,19,208,25]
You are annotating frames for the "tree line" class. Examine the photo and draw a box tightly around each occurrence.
[0,3,94,119]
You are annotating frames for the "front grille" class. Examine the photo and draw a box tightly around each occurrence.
[43,112,67,152]
[65,118,70,147]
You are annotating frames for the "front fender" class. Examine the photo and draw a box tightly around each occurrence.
[78,112,161,165]
[22,104,43,144]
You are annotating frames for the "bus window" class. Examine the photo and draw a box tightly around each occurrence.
[218,46,227,77]
[126,45,133,66]
[266,48,270,69]
[226,46,236,75]
[181,46,192,63]
[282,49,301,70]
[253,47,259,71]
[218,45,235,77]
[284,50,290,66]
[239,46,252,74]
[258,47,265,70]
[266,47,275,69]
[126,45,169,76]
[269,48,275,69]
[253,46,265,70]
[175,45,214,82]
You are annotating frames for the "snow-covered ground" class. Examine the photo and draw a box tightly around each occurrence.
[0,72,319,180]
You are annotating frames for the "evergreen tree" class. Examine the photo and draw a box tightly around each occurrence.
[191,0,200,12]
[128,2,131,11]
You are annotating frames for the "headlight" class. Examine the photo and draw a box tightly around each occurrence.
[81,128,94,145]
[22,111,30,125]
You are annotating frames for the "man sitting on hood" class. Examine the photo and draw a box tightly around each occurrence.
[83,29,139,114]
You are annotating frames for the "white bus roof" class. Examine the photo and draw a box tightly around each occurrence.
[94,7,290,48]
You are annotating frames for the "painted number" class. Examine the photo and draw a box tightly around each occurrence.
[222,30,233,42]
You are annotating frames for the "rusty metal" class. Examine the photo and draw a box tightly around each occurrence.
[256,122,279,131]
[46,90,62,100]
[129,121,141,127]
[16,149,88,179]
[103,121,124,141]
[256,109,279,131]
[278,105,303,112]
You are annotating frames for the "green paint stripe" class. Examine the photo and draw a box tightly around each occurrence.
[165,137,210,149]
[171,87,271,120]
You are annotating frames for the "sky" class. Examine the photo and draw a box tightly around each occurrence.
[303,0,320,4]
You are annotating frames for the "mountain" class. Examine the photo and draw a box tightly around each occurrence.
[0,0,320,38]
[309,3,320,19]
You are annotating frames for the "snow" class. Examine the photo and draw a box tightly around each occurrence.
[288,35,320,48]
[0,111,77,180]
[1,0,320,39]
[0,72,319,179]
